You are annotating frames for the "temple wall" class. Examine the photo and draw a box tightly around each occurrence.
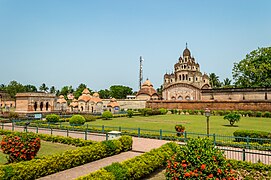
[102,99,146,110]
[146,100,271,111]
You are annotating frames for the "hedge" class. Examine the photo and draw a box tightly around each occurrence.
[77,142,179,180]
[0,129,96,147]
[227,159,271,172]
[233,130,271,143]
[0,135,132,180]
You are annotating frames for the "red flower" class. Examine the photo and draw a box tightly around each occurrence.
[217,168,222,174]
[208,174,213,178]
[201,164,206,170]
[182,163,187,168]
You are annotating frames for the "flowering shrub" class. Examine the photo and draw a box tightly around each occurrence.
[165,138,236,179]
[1,133,41,163]
[175,125,185,136]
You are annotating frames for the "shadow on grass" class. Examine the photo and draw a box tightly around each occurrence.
[222,125,239,127]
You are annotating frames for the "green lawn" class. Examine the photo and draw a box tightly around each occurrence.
[80,114,271,136]
[0,137,77,165]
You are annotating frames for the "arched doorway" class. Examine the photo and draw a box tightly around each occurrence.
[81,106,84,111]
[178,96,183,100]
[34,102,37,111]
[46,102,49,111]
[91,106,94,113]
[40,102,43,111]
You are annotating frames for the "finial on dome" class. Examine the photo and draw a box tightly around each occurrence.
[186,42,188,48]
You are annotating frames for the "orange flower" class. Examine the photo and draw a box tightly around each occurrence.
[184,172,190,177]
[182,163,187,168]
[208,174,213,178]
[201,164,206,170]
[217,168,222,174]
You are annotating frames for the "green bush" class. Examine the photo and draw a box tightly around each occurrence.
[165,138,235,179]
[77,169,114,180]
[82,115,97,122]
[78,142,179,180]
[69,115,86,126]
[233,130,271,143]
[102,111,113,120]
[46,114,60,123]
[224,113,241,126]
[0,136,132,179]
[255,111,262,117]
[245,110,253,117]
[127,110,133,118]
[159,108,168,115]
[263,111,271,118]
[8,111,19,120]
[118,136,133,151]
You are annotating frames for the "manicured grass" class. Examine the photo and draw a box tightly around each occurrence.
[0,136,77,165]
[80,114,271,136]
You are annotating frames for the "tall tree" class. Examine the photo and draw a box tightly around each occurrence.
[222,78,233,88]
[109,85,133,99]
[49,86,56,94]
[98,89,111,99]
[233,47,271,88]
[6,81,25,98]
[74,83,88,99]
[24,84,37,92]
[39,83,49,92]
[209,73,221,88]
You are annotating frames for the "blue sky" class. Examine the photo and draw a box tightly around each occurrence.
[0,0,270,92]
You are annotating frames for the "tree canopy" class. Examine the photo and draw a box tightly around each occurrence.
[233,47,271,88]
[109,85,133,99]
[209,73,221,88]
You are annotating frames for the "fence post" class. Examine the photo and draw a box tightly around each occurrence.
[106,132,108,141]
[242,149,246,161]
[36,126,38,133]
[85,130,87,140]
[246,136,250,149]
[86,124,88,132]
[213,134,216,146]
[159,129,162,140]
[138,128,141,137]
[119,126,121,132]
[50,128,53,135]
[25,126,28,133]
[1,122,3,129]
[102,125,105,133]
[67,129,69,137]
[12,122,14,131]
[184,131,187,142]
[60,122,62,129]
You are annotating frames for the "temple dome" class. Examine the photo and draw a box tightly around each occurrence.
[183,48,191,57]
[137,79,158,97]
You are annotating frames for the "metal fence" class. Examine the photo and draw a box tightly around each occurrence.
[1,121,270,164]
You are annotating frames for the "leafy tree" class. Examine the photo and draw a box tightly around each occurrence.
[74,83,89,99]
[5,81,25,98]
[233,47,271,88]
[98,89,111,99]
[49,86,56,94]
[109,85,133,99]
[39,83,49,92]
[222,78,233,88]
[209,73,221,88]
[24,84,37,92]
[224,113,241,126]
[156,85,163,98]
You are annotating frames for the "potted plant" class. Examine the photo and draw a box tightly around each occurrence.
[175,124,185,136]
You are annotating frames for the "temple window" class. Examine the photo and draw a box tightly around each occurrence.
[196,77,198,81]
[189,78,191,81]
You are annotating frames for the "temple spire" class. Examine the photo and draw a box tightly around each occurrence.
[186,42,188,48]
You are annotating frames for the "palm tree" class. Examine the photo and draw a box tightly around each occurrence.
[209,73,221,88]
[39,83,49,92]
[222,78,232,87]
[50,86,56,94]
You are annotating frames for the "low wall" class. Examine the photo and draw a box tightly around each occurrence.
[102,99,146,110]
[146,100,271,111]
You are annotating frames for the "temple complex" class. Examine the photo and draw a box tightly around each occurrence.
[136,79,159,100]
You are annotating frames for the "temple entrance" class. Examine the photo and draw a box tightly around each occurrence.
[46,102,49,111]
[40,102,43,111]
[34,102,37,111]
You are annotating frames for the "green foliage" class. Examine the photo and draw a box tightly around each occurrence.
[118,136,133,151]
[101,140,122,156]
[69,115,86,125]
[159,108,168,115]
[233,46,271,87]
[227,159,271,172]
[233,130,271,143]
[82,115,97,122]
[0,136,132,179]
[98,89,111,99]
[165,138,235,179]
[1,133,41,163]
[46,114,60,123]
[127,110,133,118]
[139,108,162,116]
[255,111,262,117]
[80,142,179,180]
[263,111,271,118]
[209,73,221,88]
[8,112,19,119]
[102,111,113,120]
[78,169,114,180]
[39,83,49,92]
[109,85,133,99]
[224,113,241,126]
[73,83,88,99]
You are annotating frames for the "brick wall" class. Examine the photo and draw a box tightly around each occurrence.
[146,100,271,111]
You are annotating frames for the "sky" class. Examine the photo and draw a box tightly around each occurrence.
[0,0,271,92]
